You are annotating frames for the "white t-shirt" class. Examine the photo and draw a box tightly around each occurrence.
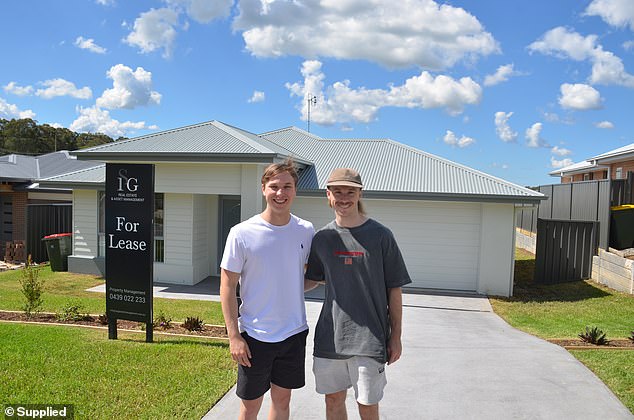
[220,214,314,343]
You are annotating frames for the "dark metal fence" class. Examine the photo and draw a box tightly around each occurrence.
[516,180,611,249]
[26,204,72,263]
[534,219,599,284]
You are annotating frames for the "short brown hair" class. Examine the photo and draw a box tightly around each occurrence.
[261,158,299,186]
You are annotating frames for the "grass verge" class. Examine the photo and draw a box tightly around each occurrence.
[0,265,224,324]
[490,248,634,413]
[0,322,235,419]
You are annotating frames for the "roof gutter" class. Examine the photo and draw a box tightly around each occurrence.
[297,189,545,205]
[71,152,314,167]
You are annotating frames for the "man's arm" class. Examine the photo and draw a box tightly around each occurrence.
[386,287,403,365]
[220,268,252,367]
[304,279,324,291]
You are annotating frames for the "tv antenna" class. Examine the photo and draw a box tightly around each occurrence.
[307,95,317,133]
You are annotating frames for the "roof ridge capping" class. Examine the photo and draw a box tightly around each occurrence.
[383,138,543,197]
[260,126,324,141]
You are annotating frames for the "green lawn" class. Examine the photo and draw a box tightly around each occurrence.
[490,248,634,413]
[0,322,235,419]
[0,265,224,324]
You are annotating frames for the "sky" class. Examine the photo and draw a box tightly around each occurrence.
[1,0,634,187]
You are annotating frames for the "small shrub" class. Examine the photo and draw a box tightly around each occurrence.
[629,330,634,343]
[578,326,610,345]
[153,312,172,330]
[98,313,109,325]
[56,302,93,322]
[19,255,45,317]
[182,316,204,332]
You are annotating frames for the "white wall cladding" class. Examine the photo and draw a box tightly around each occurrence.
[156,163,241,195]
[209,195,219,276]
[292,197,335,231]
[192,194,211,281]
[477,203,516,296]
[72,189,99,256]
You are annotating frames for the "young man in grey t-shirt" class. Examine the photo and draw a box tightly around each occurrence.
[305,168,411,420]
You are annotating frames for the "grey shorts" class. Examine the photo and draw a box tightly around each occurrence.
[313,356,387,405]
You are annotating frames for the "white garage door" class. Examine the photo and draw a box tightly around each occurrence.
[368,200,481,292]
[293,197,482,292]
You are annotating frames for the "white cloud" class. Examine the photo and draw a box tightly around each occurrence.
[525,122,550,148]
[234,0,499,69]
[248,90,265,103]
[96,0,114,5]
[528,26,634,88]
[167,0,233,23]
[74,36,107,54]
[443,130,475,148]
[585,0,634,31]
[541,111,575,125]
[624,40,634,51]
[35,79,92,100]
[551,146,572,157]
[124,8,179,58]
[558,83,602,110]
[96,64,161,110]
[3,82,34,96]
[595,120,615,128]
[484,64,519,86]
[550,156,574,169]
[70,106,154,137]
[494,111,517,143]
[0,97,36,119]
[286,60,481,126]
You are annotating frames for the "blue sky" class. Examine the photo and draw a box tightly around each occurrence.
[1,0,633,187]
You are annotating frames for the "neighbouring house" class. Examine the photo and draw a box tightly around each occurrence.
[38,121,544,297]
[549,142,634,183]
[0,151,103,261]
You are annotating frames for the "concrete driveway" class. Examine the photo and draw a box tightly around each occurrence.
[204,291,633,419]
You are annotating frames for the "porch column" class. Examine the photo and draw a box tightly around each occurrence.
[240,165,265,221]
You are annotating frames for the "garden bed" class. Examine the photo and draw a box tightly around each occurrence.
[548,338,634,350]
[0,310,227,339]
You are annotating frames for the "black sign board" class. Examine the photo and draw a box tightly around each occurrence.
[105,163,154,342]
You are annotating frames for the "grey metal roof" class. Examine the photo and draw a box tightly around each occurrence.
[262,127,543,203]
[0,151,102,182]
[72,120,311,165]
[38,164,106,190]
[590,142,634,163]
[40,121,544,204]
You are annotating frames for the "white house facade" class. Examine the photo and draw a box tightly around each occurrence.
[40,121,544,297]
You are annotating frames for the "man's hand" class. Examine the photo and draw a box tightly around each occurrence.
[229,334,252,367]
[386,335,402,365]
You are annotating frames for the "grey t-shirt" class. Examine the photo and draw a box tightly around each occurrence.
[306,218,411,363]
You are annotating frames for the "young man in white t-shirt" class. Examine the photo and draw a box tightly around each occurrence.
[220,160,314,420]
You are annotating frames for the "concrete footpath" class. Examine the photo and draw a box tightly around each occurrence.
[202,290,632,419]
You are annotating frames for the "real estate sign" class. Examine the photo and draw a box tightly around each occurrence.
[105,163,154,342]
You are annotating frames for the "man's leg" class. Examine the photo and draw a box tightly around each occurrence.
[325,390,348,420]
[269,383,292,420]
[357,403,379,420]
[239,396,264,420]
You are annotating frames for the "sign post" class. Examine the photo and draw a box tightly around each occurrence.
[105,163,154,342]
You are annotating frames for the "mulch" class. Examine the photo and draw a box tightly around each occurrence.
[548,338,634,350]
[0,310,228,339]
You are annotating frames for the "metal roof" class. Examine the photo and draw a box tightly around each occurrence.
[548,160,598,176]
[262,127,543,202]
[72,120,311,165]
[590,142,634,163]
[39,121,544,203]
[0,151,102,182]
[39,164,106,190]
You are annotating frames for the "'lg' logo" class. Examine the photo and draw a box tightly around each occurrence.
[117,169,138,192]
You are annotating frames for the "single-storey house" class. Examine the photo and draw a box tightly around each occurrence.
[550,142,634,182]
[0,151,103,260]
[39,120,544,296]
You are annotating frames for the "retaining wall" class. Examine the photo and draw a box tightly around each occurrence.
[591,248,634,294]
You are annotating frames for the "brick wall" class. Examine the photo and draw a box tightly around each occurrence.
[11,192,28,242]
[610,161,634,179]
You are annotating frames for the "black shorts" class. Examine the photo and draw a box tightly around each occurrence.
[236,329,309,400]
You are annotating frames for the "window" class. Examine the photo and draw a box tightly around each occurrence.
[615,167,623,179]
[98,191,105,256]
[154,193,164,263]
[98,191,164,262]
[583,173,590,181]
